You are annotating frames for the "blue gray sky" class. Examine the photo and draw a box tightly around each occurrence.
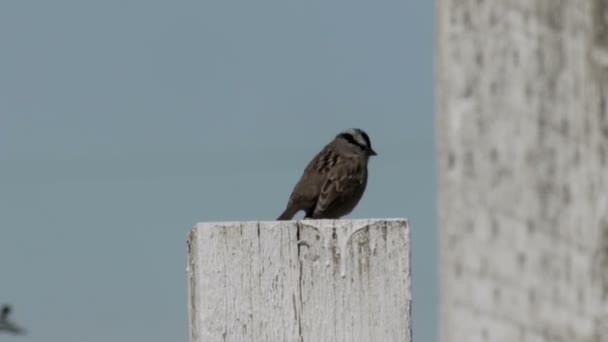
[0,1,435,341]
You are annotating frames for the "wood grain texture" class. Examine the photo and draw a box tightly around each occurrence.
[187,219,411,342]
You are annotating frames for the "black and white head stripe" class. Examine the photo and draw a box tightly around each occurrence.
[338,128,373,152]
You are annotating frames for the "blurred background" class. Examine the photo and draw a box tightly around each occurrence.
[0,1,435,341]
[437,1,608,341]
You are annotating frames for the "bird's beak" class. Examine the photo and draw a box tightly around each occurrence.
[369,148,378,156]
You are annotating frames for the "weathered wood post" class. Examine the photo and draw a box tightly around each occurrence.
[187,218,411,342]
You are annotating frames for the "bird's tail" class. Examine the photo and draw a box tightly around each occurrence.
[276,206,298,220]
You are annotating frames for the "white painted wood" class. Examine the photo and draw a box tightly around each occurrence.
[187,219,411,342]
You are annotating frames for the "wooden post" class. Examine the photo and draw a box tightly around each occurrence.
[187,218,411,342]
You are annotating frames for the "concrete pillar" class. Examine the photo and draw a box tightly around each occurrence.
[437,1,608,341]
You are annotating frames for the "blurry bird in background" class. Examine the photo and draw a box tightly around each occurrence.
[0,305,26,335]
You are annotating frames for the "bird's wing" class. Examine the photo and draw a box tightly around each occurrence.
[313,158,364,216]
[0,323,26,335]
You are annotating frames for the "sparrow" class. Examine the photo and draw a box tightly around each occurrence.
[277,128,377,220]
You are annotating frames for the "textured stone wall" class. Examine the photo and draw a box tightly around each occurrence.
[437,1,608,341]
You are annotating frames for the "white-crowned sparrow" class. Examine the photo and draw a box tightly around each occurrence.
[277,128,377,220]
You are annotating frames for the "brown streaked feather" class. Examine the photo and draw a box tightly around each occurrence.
[306,145,339,173]
[312,156,367,218]
[276,146,336,220]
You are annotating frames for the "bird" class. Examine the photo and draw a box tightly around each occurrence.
[277,128,377,220]
[0,305,26,335]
